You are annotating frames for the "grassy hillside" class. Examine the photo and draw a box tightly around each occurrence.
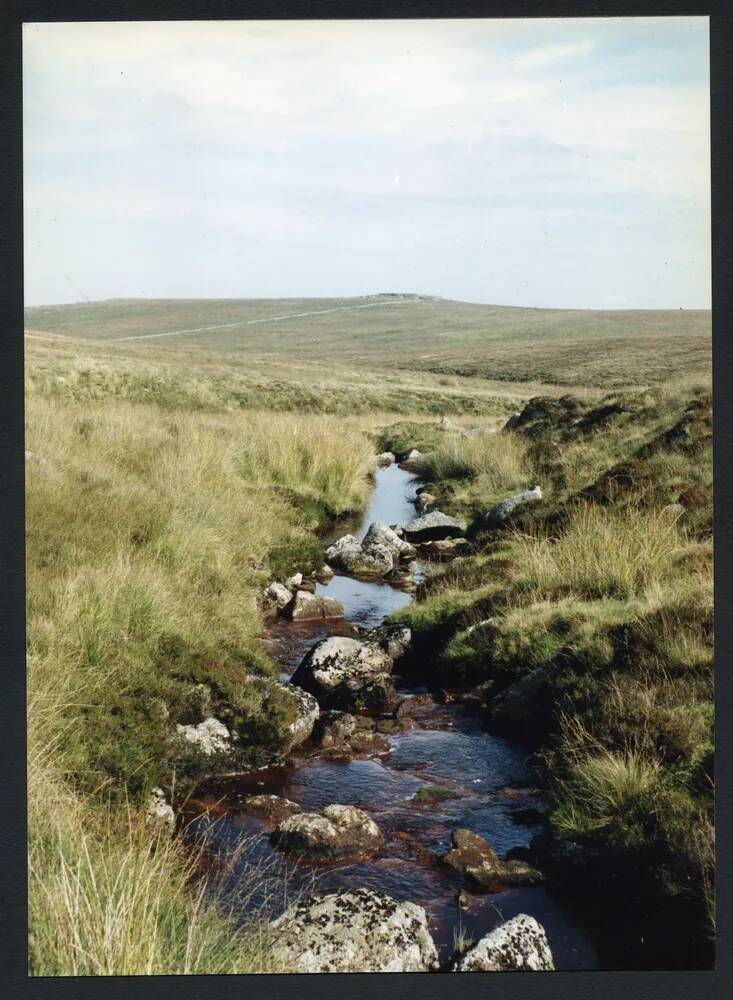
[25,301,713,972]
[25,295,711,389]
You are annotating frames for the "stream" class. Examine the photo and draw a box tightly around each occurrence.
[182,464,709,971]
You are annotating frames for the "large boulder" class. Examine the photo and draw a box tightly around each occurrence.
[484,486,543,528]
[176,717,231,755]
[403,510,467,542]
[270,888,439,972]
[272,804,384,860]
[451,914,554,972]
[283,590,344,621]
[362,623,412,660]
[291,636,396,711]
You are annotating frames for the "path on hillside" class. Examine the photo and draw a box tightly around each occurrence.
[106,298,427,343]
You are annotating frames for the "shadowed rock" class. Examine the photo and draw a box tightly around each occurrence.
[451,914,554,971]
[272,804,384,861]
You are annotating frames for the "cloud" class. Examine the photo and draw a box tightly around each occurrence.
[23,17,710,308]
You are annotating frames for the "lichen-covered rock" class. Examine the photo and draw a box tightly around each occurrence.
[362,623,412,660]
[281,685,320,748]
[315,563,335,581]
[176,717,231,755]
[146,787,175,831]
[264,581,293,610]
[377,451,396,466]
[291,635,395,710]
[403,510,467,542]
[466,858,544,888]
[312,710,358,749]
[239,794,301,823]
[451,914,554,971]
[444,828,499,872]
[362,521,416,561]
[285,572,303,590]
[270,888,439,972]
[484,486,543,528]
[348,730,391,754]
[272,804,384,860]
[325,533,394,576]
[283,590,344,621]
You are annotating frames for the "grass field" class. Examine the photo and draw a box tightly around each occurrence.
[25,295,711,389]
[25,295,713,973]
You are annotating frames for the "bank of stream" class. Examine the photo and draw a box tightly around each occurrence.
[182,463,707,970]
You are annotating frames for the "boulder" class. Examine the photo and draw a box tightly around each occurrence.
[280,685,320,749]
[326,533,394,576]
[403,510,467,543]
[377,451,396,466]
[285,572,303,590]
[239,794,301,823]
[396,692,435,719]
[315,563,335,581]
[400,449,424,471]
[444,828,499,872]
[415,491,438,514]
[484,486,543,528]
[312,710,358,749]
[264,581,293,610]
[272,804,384,861]
[362,623,412,660]
[291,636,396,710]
[466,858,544,888]
[451,914,554,972]
[176,717,231,755]
[362,521,416,561]
[348,730,391,754]
[146,787,175,832]
[270,888,439,972]
[283,590,344,621]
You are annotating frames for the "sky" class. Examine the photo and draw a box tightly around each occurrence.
[23,17,710,309]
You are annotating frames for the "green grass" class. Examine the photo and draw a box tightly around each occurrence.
[25,294,711,389]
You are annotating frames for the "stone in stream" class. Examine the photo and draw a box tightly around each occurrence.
[280,685,320,749]
[444,828,499,872]
[312,709,358,749]
[325,532,394,576]
[403,510,467,543]
[239,794,301,823]
[284,572,303,590]
[415,491,438,514]
[282,590,345,621]
[271,804,384,861]
[451,914,554,972]
[291,635,396,711]
[483,485,543,528]
[466,857,544,888]
[270,888,439,972]
[362,623,412,660]
[400,448,424,472]
[361,521,417,561]
[263,581,293,610]
[315,563,335,582]
[420,537,468,560]
[377,451,396,466]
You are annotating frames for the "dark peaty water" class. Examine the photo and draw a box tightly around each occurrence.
[184,464,709,970]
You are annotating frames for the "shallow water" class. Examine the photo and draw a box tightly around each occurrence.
[185,462,709,970]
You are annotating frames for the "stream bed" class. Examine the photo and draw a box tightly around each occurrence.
[183,464,708,971]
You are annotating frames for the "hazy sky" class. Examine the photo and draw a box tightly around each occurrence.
[23,17,710,309]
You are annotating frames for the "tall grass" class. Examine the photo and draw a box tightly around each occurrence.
[26,384,375,975]
[512,503,685,600]
[414,431,529,488]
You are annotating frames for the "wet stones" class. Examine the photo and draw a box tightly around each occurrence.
[272,804,384,861]
[444,828,544,888]
[451,914,554,972]
[263,581,292,610]
[403,510,467,543]
[483,485,543,528]
[291,635,397,711]
[326,523,416,579]
[377,451,396,466]
[239,794,301,823]
[270,888,439,972]
[283,590,345,621]
[280,685,320,749]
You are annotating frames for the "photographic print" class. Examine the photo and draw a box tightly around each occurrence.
[23,16,713,975]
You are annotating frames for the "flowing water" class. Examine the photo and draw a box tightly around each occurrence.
[183,464,709,970]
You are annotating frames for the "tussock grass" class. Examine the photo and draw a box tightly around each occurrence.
[512,503,685,601]
[414,432,529,489]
